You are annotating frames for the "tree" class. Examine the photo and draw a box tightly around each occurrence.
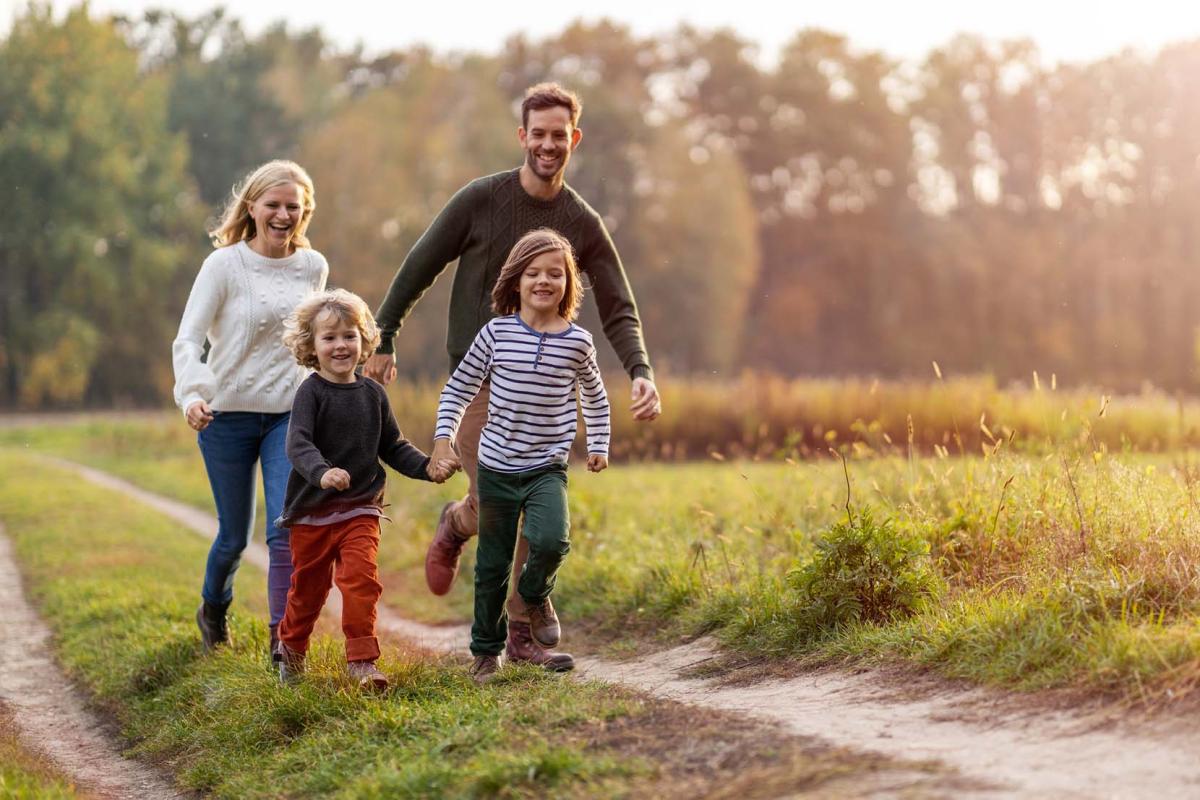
[0,5,194,407]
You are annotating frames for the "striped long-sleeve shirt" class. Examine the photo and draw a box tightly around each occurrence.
[435,315,611,473]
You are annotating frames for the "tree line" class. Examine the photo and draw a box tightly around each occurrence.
[3,4,1199,407]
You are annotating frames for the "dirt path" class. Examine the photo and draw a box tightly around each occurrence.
[54,458,1200,798]
[0,523,184,799]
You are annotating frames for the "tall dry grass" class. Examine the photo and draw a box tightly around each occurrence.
[385,373,1200,462]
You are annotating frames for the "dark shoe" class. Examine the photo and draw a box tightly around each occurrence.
[348,660,389,691]
[269,624,280,665]
[425,503,468,596]
[470,654,503,685]
[526,598,560,649]
[506,621,574,672]
[277,642,305,685]
[196,600,231,650]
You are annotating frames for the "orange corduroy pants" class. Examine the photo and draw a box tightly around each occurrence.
[278,514,382,662]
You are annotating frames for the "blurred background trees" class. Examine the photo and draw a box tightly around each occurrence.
[3,4,1200,407]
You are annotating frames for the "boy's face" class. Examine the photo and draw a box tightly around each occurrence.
[313,311,361,384]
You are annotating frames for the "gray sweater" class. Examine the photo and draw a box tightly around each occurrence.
[279,373,430,526]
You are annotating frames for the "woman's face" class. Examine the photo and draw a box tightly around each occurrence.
[248,182,305,256]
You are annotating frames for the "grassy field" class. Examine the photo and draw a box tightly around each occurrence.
[4,403,1200,703]
[0,451,915,798]
[0,709,83,800]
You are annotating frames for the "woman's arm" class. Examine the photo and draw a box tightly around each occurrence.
[172,254,225,420]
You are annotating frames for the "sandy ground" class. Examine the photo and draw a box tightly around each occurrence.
[0,524,184,799]
[26,457,1200,798]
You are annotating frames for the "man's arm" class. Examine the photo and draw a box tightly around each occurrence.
[365,181,479,383]
[578,214,662,421]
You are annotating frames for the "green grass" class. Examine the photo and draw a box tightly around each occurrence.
[0,717,82,800]
[6,411,1200,701]
[0,451,652,798]
[0,449,904,798]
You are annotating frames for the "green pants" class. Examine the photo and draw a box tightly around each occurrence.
[472,464,570,656]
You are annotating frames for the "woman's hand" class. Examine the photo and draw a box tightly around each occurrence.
[186,401,214,431]
[587,454,608,473]
[320,467,351,490]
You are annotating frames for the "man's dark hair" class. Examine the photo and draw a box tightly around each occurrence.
[521,82,582,129]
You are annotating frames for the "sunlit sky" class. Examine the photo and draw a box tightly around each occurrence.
[3,0,1199,64]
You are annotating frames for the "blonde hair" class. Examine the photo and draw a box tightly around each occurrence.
[491,229,583,321]
[209,160,316,249]
[283,289,381,369]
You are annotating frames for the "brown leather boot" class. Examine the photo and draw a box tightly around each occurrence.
[526,597,561,648]
[470,654,503,685]
[425,502,468,596]
[506,621,574,672]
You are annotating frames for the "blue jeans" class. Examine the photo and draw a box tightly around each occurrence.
[197,411,292,625]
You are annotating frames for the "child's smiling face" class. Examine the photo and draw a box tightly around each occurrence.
[313,310,361,383]
[519,250,567,317]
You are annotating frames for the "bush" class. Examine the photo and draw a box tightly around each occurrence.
[788,508,939,632]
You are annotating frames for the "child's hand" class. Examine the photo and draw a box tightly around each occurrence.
[431,438,456,465]
[427,458,460,483]
[587,454,608,473]
[320,467,351,490]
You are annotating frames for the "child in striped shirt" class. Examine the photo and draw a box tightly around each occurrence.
[431,228,610,684]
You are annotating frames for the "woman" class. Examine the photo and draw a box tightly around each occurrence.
[172,160,328,656]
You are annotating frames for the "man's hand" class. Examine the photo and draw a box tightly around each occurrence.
[186,400,214,431]
[363,353,397,385]
[320,467,351,490]
[629,377,662,422]
[587,454,608,473]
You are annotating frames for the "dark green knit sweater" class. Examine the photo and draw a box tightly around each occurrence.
[374,168,653,381]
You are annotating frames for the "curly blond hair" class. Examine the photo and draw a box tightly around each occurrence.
[283,289,381,369]
[491,228,583,321]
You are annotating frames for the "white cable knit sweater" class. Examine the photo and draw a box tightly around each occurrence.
[172,241,329,416]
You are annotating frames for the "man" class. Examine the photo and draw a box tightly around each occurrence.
[365,82,661,671]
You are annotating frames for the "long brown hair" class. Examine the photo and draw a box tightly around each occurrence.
[491,229,583,321]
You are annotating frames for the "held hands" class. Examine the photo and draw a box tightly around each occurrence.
[427,438,461,483]
[587,454,608,473]
[320,467,351,491]
[363,353,398,386]
[629,377,662,422]
[186,401,214,431]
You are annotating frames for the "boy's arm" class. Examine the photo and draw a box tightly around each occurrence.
[377,389,434,482]
[434,325,494,443]
[577,344,611,458]
[285,383,332,487]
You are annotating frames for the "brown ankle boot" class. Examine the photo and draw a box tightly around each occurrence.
[526,598,560,648]
[425,503,468,596]
[506,621,574,672]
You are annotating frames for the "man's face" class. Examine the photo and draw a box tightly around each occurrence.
[518,106,581,183]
